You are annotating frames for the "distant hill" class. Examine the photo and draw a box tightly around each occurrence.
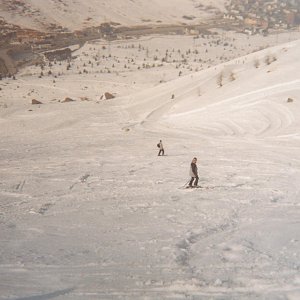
[0,0,225,31]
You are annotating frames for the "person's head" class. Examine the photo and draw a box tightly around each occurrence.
[192,157,197,163]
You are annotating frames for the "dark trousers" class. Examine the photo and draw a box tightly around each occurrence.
[189,176,199,186]
[158,149,164,156]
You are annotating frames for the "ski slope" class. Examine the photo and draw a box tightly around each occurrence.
[0,38,300,299]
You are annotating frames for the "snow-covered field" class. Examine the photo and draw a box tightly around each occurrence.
[1,32,300,299]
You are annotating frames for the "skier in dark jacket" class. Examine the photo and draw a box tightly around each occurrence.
[158,140,164,156]
[189,157,199,187]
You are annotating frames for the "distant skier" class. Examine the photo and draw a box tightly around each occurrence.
[157,140,164,156]
[189,157,199,187]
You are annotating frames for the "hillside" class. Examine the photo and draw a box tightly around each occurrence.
[0,0,225,31]
[0,33,300,299]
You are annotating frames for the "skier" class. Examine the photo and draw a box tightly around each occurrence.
[189,157,199,187]
[157,140,164,156]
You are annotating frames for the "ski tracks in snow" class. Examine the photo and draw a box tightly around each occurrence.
[138,78,300,139]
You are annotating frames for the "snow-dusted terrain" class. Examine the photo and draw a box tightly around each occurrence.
[0,0,225,31]
[1,32,300,299]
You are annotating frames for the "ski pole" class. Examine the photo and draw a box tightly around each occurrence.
[181,179,190,188]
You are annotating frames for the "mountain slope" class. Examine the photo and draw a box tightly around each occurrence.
[0,37,299,299]
[124,39,300,141]
[0,0,225,31]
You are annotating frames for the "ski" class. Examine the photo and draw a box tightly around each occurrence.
[179,185,213,190]
[186,185,202,189]
[179,185,204,190]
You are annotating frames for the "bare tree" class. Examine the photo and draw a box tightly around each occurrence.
[264,54,276,65]
[217,72,224,87]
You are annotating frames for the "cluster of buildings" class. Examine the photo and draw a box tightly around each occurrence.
[0,18,50,48]
[0,18,115,76]
[224,0,300,34]
[0,18,112,51]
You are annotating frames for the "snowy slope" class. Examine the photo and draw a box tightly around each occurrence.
[0,0,225,31]
[0,38,300,299]
[126,41,300,139]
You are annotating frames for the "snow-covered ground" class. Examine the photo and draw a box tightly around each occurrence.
[0,33,300,299]
[0,0,225,31]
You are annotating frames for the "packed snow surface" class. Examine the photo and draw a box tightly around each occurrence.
[0,37,300,299]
